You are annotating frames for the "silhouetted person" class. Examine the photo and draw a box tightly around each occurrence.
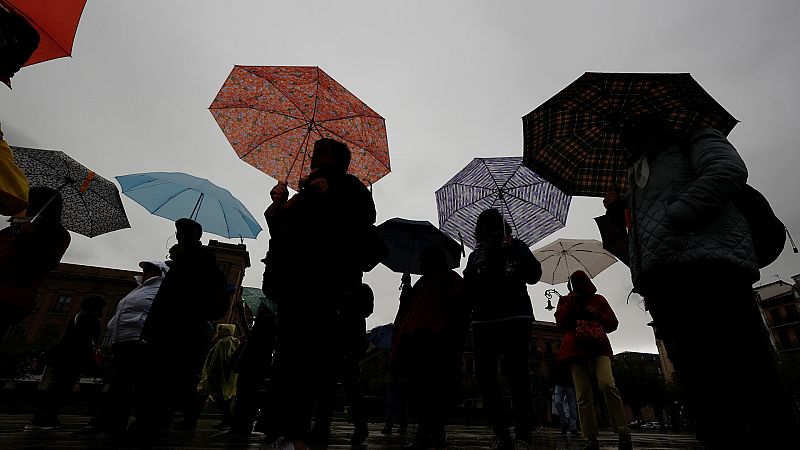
[263,138,378,449]
[134,218,228,444]
[0,186,70,338]
[228,304,277,436]
[197,324,240,430]
[463,208,542,450]
[390,247,468,449]
[609,114,800,449]
[27,296,105,430]
[75,260,169,443]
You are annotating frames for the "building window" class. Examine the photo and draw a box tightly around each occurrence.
[769,309,782,324]
[786,304,800,321]
[50,295,72,314]
[545,341,553,357]
[777,330,791,349]
[32,294,44,312]
[4,322,29,343]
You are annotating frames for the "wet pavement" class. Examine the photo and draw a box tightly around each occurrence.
[0,414,704,449]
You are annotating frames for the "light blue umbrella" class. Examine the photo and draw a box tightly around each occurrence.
[115,172,262,239]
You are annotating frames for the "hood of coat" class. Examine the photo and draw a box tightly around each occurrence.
[569,270,597,296]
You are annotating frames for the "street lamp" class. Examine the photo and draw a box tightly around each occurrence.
[544,289,561,312]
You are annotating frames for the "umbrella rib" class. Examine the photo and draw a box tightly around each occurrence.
[149,187,195,215]
[7,7,72,57]
[438,188,496,223]
[218,196,232,238]
[315,113,385,124]
[285,128,313,185]
[210,105,307,122]
[311,66,321,124]
[566,252,595,277]
[240,67,313,122]
[240,123,309,160]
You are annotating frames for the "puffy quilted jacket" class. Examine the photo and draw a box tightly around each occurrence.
[627,128,759,294]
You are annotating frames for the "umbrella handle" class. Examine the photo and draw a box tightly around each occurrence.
[29,181,69,225]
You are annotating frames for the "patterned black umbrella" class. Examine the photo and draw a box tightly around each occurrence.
[12,146,130,237]
[522,72,739,197]
[435,156,571,251]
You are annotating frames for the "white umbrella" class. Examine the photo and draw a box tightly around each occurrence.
[533,238,617,286]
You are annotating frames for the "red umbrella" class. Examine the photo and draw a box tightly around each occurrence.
[2,0,87,66]
[209,65,391,191]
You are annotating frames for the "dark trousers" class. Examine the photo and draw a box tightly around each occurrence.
[647,265,800,449]
[313,315,367,434]
[88,341,141,435]
[134,337,210,440]
[32,356,82,425]
[230,320,275,434]
[473,319,533,443]
[405,334,456,444]
[270,302,336,442]
[384,378,409,429]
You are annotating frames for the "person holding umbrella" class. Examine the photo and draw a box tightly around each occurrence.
[0,186,70,338]
[462,208,542,450]
[262,137,379,450]
[389,246,469,449]
[605,114,800,449]
[554,270,631,450]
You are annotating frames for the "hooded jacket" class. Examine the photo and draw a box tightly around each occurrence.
[554,271,617,362]
[107,261,169,344]
[626,128,759,293]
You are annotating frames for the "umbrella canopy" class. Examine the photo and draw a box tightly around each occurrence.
[11,146,130,237]
[533,238,617,285]
[435,156,571,251]
[116,172,262,240]
[522,72,739,197]
[209,65,391,191]
[2,0,87,66]
[376,217,462,275]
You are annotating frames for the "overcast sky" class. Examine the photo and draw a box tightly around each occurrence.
[3,0,800,354]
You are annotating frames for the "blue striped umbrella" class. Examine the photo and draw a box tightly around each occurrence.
[435,157,571,250]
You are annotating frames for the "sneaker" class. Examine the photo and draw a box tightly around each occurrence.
[490,436,515,450]
[24,422,62,431]
[515,439,531,450]
[269,437,295,450]
[618,430,633,450]
[584,436,600,450]
[350,426,369,446]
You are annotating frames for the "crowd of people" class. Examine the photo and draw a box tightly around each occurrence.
[2,123,799,450]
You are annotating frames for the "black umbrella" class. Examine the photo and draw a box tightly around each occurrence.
[12,146,130,237]
[376,217,462,275]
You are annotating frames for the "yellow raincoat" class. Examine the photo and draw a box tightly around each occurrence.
[0,133,29,216]
[197,324,240,401]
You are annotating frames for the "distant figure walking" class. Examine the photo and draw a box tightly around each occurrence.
[197,324,240,430]
[27,296,106,430]
[554,270,631,450]
[553,360,578,437]
[463,208,542,450]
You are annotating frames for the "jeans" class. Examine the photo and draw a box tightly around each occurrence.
[554,384,577,432]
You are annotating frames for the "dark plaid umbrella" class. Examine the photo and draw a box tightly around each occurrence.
[435,156,571,251]
[376,217,462,275]
[522,72,739,197]
[12,146,130,237]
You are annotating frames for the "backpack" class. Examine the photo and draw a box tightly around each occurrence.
[737,184,789,269]
[679,134,792,269]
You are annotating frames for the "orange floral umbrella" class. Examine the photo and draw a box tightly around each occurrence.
[209,65,390,191]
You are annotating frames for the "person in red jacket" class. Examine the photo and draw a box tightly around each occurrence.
[554,271,631,450]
